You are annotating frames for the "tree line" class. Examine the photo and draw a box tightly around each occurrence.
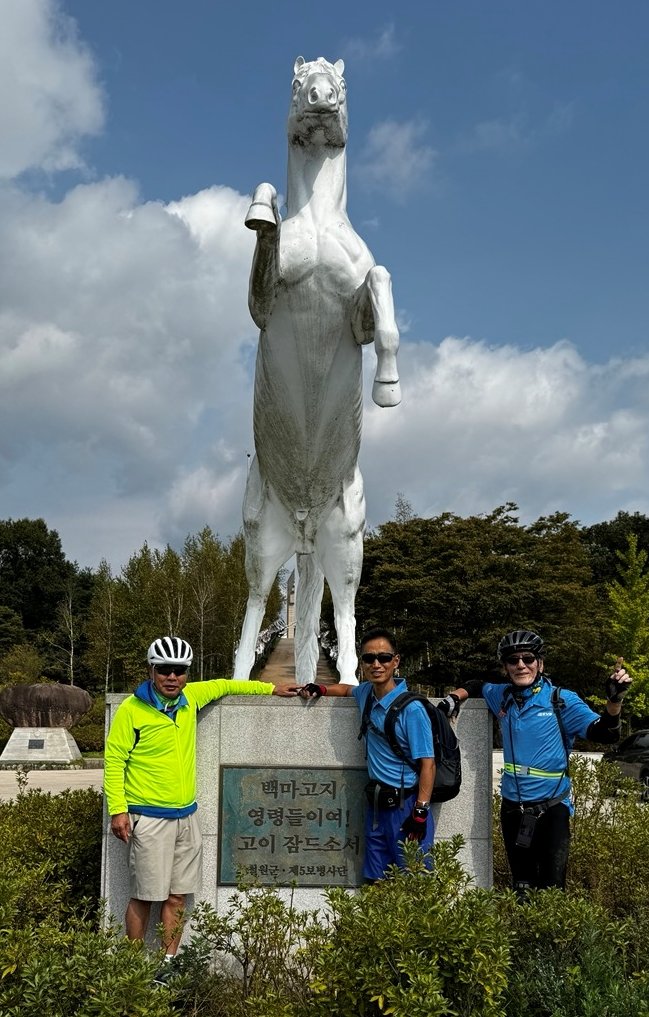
[1,506,649,718]
[350,502,649,719]
[0,520,281,692]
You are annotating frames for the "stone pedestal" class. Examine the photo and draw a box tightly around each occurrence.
[0,727,83,767]
[102,694,492,944]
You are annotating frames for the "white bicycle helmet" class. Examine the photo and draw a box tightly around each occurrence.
[147,636,193,667]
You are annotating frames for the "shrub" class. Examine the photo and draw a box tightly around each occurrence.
[0,917,176,1017]
[308,837,509,1017]
[70,694,106,753]
[497,888,649,1016]
[568,756,649,928]
[169,887,329,1017]
[0,785,102,921]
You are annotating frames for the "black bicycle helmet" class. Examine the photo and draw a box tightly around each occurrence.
[497,630,544,661]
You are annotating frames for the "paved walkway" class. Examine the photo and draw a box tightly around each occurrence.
[0,767,104,801]
[260,637,338,685]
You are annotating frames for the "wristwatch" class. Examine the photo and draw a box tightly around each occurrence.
[415,800,430,811]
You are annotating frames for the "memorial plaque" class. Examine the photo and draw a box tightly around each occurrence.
[28,739,45,750]
[219,766,367,886]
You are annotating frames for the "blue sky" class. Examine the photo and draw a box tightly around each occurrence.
[1,0,648,569]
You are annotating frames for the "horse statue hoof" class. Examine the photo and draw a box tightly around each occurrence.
[372,379,401,407]
[245,184,279,232]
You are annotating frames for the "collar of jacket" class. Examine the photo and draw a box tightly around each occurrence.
[134,679,189,715]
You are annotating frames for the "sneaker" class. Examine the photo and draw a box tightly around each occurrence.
[152,959,180,988]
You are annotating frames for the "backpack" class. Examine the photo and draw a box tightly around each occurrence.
[359,690,462,803]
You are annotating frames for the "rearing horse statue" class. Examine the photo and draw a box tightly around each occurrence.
[233,56,400,685]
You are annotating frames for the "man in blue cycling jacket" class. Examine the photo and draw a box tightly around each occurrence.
[439,629,630,895]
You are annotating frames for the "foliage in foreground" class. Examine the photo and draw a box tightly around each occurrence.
[4,770,649,1015]
[0,917,175,1017]
[0,782,103,924]
[173,836,649,1017]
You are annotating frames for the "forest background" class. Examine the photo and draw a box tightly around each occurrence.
[1,502,649,749]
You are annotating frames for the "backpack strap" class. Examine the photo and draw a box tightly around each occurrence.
[357,690,418,766]
[551,686,571,771]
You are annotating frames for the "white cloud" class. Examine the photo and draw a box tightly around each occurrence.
[0,178,257,562]
[0,0,104,178]
[464,101,576,154]
[340,23,401,63]
[354,119,437,201]
[359,337,649,530]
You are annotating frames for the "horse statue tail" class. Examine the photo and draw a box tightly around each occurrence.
[294,552,325,685]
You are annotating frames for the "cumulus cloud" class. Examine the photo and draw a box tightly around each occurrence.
[0,178,258,561]
[360,337,649,530]
[354,119,437,201]
[0,0,104,178]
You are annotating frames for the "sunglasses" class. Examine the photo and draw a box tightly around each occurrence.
[361,652,397,665]
[504,654,537,666]
[154,665,188,676]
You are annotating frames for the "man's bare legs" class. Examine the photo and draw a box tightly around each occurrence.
[125,892,186,954]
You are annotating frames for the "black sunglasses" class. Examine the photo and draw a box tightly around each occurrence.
[504,654,537,665]
[154,665,188,676]
[361,652,397,665]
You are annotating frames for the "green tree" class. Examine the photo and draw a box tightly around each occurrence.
[183,527,227,680]
[82,530,285,689]
[582,510,649,586]
[0,518,75,632]
[356,505,604,694]
[605,533,649,718]
[0,606,26,655]
[0,643,46,686]
[84,560,116,693]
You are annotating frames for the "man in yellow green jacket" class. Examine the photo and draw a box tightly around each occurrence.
[104,635,297,970]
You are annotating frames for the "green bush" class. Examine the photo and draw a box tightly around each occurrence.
[169,887,329,1017]
[0,785,102,921]
[70,694,106,753]
[497,889,649,1017]
[308,838,509,1017]
[569,756,649,926]
[492,755,649,924]
[0,918,175,1017]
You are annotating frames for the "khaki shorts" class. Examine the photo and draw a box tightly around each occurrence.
[128,813,203,901]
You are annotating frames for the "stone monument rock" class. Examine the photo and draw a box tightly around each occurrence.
[234,56,401,686]
[0,683,92,767]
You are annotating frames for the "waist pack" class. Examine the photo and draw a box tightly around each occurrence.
[364,780,417,810]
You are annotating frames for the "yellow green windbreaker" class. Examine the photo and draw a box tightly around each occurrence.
[104,678,273,816]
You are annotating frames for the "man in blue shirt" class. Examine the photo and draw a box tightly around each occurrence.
[439,629,630,895]
[300,628,435,881]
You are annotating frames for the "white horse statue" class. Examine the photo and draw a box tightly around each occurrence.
[233,56,400,685]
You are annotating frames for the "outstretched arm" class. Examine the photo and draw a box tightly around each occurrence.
[298,683,353,699]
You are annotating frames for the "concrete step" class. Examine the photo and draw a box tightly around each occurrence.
[259,637,339,685]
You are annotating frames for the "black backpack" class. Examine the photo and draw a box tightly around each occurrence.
[359,691,462,803]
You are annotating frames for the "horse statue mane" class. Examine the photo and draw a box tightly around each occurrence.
[233,56,401,685]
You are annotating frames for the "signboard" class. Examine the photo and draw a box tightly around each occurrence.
[219,766,367,886]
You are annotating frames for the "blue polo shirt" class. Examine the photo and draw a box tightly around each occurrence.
[482,677,598,808]
[351,679,434,787]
